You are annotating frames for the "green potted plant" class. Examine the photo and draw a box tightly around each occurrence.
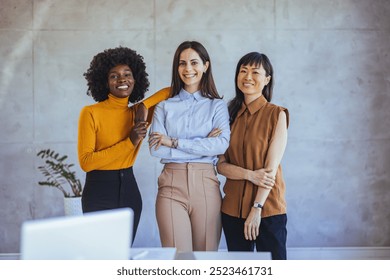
[36,149,83,215]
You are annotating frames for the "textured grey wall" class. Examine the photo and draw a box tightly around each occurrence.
[1,0,389,253]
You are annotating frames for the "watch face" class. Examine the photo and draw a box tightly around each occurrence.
[253,202,263,208]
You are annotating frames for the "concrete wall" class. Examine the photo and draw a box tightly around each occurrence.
[1,0,389,252]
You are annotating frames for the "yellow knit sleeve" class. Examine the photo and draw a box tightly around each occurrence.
[77,106,135,172]
[140,87,170,124]
[142,87,170,109]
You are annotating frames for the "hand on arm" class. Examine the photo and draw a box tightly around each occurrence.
[149,127,221,151]
[247,168,275,189]
[135,103,148,123]
[174,101,230,156]
[148,132,172,150]
[130,121,148,147]
[140,87,170,123]
[130,103,149,146]
[217,154,271,240]
[244,111,288,240]
[207,128,222,138]
[217,155,273,185]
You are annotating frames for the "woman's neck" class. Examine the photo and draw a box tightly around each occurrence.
[244,93,262,105]
[184,85,200,94]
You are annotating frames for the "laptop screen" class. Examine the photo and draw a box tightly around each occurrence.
[20,208,133,260]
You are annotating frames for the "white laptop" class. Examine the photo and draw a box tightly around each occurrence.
[20,208,133,260]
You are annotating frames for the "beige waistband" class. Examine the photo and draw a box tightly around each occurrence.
[164,162,214,170]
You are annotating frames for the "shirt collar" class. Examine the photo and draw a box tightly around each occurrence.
[236,95,268,118]
[179,88,205,101]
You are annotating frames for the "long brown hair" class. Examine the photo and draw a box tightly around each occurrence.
[170,41,221,99]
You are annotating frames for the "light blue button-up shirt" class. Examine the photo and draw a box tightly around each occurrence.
[149,89,230,165]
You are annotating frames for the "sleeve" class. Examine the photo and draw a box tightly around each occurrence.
[77,107,135,172]
[141,87,171,124]
[148,102,196,159]
[173,100,230,157]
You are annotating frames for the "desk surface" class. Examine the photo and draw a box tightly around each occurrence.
[0,253,20,260]
[0,249,271,260]
[176,251,272,260]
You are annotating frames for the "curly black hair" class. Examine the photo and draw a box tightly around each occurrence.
[84,46,149,103]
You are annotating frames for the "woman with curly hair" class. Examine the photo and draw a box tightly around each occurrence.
[78,46,169,242]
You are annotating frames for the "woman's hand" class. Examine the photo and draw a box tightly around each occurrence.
[207,128,222,137]
[244,207,262,241]
[148,127,221,150]
[135,103,148,123]
[129,121,148,146]
[149,132,172,150]
[248,168,275,189]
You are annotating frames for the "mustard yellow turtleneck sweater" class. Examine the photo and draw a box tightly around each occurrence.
[78,87,170,172]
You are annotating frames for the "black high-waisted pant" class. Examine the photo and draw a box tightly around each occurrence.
[81,167,142,244]
[222,212,287,260]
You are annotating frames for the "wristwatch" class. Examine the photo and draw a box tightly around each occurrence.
[253,202,263,209]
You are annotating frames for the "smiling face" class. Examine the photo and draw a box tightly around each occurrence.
[107,64,135,98]
[178,48,209,93]
[237,63,271,104]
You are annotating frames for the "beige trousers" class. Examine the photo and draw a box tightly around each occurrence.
[156,162,222,252]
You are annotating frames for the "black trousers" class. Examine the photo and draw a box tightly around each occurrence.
[222,212,287,260]
[81,167,142,244]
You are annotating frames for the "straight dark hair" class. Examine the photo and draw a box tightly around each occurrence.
[170,41,221,99]
[228,52,274,124]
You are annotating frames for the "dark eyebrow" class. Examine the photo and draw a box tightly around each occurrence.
[241,65,260,70]
[180,59,200,62]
